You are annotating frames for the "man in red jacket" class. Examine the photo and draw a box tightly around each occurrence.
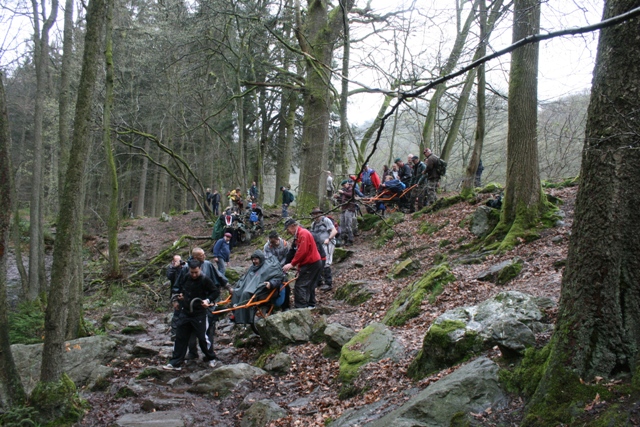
[283,218,323,309]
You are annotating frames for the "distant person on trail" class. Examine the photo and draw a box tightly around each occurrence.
[423,147,442,206]
[475,159,484,187]
[281,186,294,218]
[210,189,221,216]
[410,156,427,212]
[310,207,337,292]
[326,171,334,199]
[213,232,232,275]
[164,259,220,371]
[395,158,412,210]
[250,181,259,202]
[335,180,356,246]
[283,218,322,309]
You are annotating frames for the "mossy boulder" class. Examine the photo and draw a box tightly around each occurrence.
[383,264,456,327]
[188,363,266,396]
[477,258,523,285]
[478,182,504,194]
[387,258,420,279]
[470,205,501,238]
[333,247,355,263]
[334,281,374,306]
[29,374,86,426]
[339,323,403,383]
[358,213,383,231]
[408,291,555,380]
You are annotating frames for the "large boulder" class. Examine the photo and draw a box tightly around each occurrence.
[254,309,323,346]
[187,363,266,396]
[333,247,355,263]
[339,323,403,383]
[240,399,287,427]
[383,264,456,326]
[6,335,117,395]
[334,281,375,306]
[477,258,523,285]
[361,357,507,427]
[323,323,356,351]
[470,205,500,238]
[408,291,554,379]
[387,258,420,279]
[115,410,185,427]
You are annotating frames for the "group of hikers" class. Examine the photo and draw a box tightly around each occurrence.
[163,206,339,371]
[327,149,484,215]
[164,147,485,370]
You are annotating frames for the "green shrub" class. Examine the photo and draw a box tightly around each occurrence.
[9,301,46,345]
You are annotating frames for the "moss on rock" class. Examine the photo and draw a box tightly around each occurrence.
[358,213,383,231]
[407,319,482,380]
[383,264,456,326]
[334,282,372,306]
[30,374,87,426]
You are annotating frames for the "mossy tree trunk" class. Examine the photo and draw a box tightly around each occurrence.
[525,1,640,424]
[295,0,354,212]
[40,0,105,385]
[0,73,28,408]
[490,0,545,251]
[102,0,120,277]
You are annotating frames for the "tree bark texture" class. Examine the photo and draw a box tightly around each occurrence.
[501,0,543,228]
[41,0,105,383]
[525,1,640,424]
[103,0,120,277]
[0,73,28,408]
[28,0,59,301]
[546,0,640,381]
[297,0,354,210]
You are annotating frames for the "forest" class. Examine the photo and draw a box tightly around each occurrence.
[1,0,640,425]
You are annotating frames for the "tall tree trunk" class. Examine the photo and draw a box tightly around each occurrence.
[28,0,59,301]
[103,0,120,276]
[135,139,149,217]
[462,0,489,196]
[296,0,354,211]
[526,1,640,424]
[490,0,544,251]
[420,0,478,152]
[57,0,74,205]
[338,7,350,177]
[11,129,28,294]
[0,72,28,409]
[39,0,104,385]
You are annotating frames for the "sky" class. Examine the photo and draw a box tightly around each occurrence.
[345,0,605,125]
[1,0,605,125]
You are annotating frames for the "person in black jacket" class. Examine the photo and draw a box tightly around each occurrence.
[164,259,220,370]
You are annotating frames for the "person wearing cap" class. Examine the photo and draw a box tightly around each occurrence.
[283,218,322,308]
[281,186,295,218]
[310,207,338,291]
[263,231,291,309]
[213,232,232,275]
[264,230,289,267]
[423,147,442,206]
[335,180,356,246]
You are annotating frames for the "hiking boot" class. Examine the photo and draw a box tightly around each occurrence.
[162,364,181,371]
[319,284,333,292]
[208,360,220,369]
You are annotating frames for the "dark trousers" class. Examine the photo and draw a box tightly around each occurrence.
[294,260,323,308]
[321,265,333,287]
[169,312,216,367]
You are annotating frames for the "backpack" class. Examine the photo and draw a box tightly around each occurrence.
[326,215,340,236]
[435,157,447,176]
[249,211,259,223]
